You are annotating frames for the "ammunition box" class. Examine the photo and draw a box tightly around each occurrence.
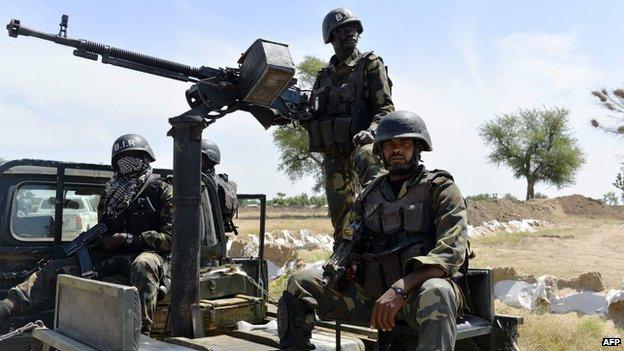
[199,270,248,300]
[200,294,266,333]
[238,39,295,106]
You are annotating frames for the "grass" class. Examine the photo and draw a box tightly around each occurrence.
[496,303,622,351]
[296,249,331,263]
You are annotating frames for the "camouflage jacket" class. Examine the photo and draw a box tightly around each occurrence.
[352,166,468,278]
[98,176,173,253]
[312,48,394,131]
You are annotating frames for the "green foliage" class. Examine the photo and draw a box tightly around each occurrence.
[272,56,328,194]
[533,192,548,199]
[296,56,326,89]
[466,193,498,202]
[272,124,325,192]
[591,87,624,135]
[479,107,585,200]
[268,193,327,207]
[503,193,521,202]
[602,191,619,206]
[613,165,624,203]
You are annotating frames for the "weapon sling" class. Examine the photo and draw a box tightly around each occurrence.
[67,174,160,278]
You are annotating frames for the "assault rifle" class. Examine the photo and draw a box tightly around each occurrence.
[28,214,121,280]
[321,222,370,289]
[6,15,310,127]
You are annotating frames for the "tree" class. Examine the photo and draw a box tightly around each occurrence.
[272,56,327,193]
[602,191,619,206]
[590,87,624,135]
[479,107,585,200]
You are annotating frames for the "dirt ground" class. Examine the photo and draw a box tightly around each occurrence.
[249,195,624,349]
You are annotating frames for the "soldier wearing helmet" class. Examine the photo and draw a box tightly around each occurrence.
[304,7,394,242]
[278,111,468,350]
[0,134,173,334]
[199,139,238,265]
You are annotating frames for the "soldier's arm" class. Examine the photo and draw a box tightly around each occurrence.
[364,55,394,131]
[139,182,174,252]
[403,176,468,277]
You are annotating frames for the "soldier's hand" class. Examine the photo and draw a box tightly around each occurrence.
[102,233,126,251]
[370,288,406,331]
[352,130,374,146]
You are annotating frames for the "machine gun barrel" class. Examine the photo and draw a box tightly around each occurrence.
[6,17,220,82]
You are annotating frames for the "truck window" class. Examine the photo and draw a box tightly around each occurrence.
[11,183,104,242]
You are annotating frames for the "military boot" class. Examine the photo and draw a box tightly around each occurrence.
[277,291,315,350]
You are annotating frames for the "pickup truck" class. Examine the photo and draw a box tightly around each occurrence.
[31,196,98,239]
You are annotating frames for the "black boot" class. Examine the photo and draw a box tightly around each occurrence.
[277,292,315,350]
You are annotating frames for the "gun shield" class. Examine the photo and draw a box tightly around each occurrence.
[238,39,295,106]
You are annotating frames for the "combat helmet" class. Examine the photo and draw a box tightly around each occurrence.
[373,110,433,152]
[201,139,221,165]
[322,8,363,44]
[111,134,155,170]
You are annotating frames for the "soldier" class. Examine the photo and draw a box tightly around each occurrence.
[278,111,468,350]
[199,139,239,264]
[0,134,173,334]
[304,7,394,241]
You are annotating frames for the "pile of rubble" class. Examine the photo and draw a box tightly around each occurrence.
[227,229,333,279]
[467,219,543,238]
[493,268,624,325]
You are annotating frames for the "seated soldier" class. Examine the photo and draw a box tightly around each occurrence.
[278,111,468,351]
[199,139,239,264]
[0,134,173,334]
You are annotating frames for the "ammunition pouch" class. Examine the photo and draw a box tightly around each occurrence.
[277,291,315,350]
[308,52,375,155]
[362,233,434,298]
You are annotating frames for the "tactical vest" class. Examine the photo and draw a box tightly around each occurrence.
[307,52,373,154]
[360,169,451,298]
[215,173,239,233]
[113,176,164,238]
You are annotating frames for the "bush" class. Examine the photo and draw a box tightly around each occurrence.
[503,193,521,202]
[533,192,548,199]
[466,193,498,202]
[268,193,327,207]
[602,191,619,206]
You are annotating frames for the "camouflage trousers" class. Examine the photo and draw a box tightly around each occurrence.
[7,251,169,333]
[323,143,385,241]
[286,269,458,351]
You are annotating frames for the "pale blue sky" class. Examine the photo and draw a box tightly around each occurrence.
[1,1,623,199]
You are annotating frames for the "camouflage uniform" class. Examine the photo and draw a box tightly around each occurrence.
[306,48,394,240]
[282,165,468,350]
[7,177,173,333]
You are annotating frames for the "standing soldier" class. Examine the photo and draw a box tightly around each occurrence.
[0,134,173,334]
[278,111,468,350]
[304,7,394,241]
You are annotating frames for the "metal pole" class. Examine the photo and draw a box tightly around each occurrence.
[168,114,205,337]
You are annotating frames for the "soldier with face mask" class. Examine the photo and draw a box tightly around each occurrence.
[278,111,468,350]
[304,7,394,242]
[0,134,173,334]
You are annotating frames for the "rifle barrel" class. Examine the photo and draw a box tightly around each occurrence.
[7,18,218,82]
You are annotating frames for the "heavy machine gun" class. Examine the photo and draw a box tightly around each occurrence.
[6,14,310,128]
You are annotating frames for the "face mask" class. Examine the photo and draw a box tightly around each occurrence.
[116,155,149,176]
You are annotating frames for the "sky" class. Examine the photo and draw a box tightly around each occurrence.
[0,1,623,200]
